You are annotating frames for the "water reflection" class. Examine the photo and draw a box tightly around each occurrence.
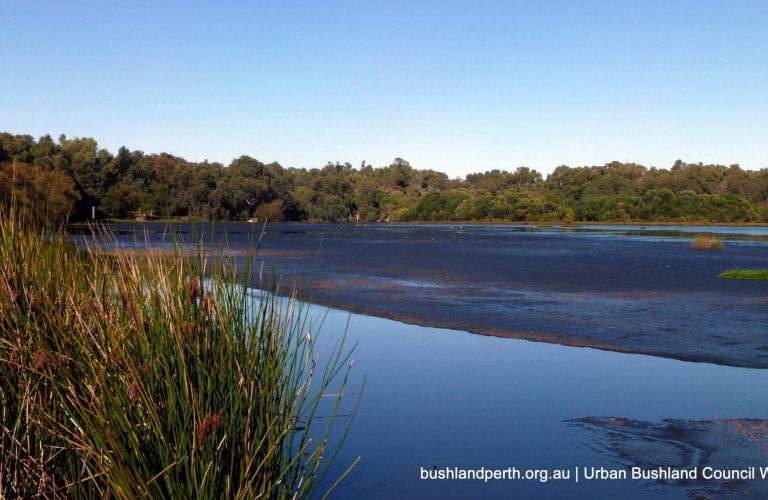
[313,305,768,499]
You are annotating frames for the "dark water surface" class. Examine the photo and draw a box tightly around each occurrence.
[74,222,768,367]
[70,223,768,497]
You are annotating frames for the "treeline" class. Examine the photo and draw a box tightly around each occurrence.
[2,132,768,224]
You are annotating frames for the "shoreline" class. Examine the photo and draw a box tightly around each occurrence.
[77,222,768,370]
[292,291,768,370]
[70,219,768,228]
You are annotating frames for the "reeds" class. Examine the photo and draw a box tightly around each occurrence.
[0,207,358,498]
[691,234,724,250]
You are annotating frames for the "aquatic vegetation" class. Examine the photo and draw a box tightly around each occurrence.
[0,208,358,498]
[719,269,768,280]
[691,234,724,250]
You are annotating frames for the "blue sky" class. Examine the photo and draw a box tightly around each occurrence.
[2,1,766,177]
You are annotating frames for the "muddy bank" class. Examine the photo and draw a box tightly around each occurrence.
[569,416,768,497]
[81,223,768,368]
[256,224,768,368]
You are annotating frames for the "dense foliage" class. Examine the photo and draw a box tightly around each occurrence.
[0,209,356,498]
[2,132,768,224]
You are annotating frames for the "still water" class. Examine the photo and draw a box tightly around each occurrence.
[69,223,768,497]
[306,302,768,499]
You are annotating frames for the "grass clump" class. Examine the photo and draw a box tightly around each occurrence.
[691,234,724,250]
[719,269,768,280]
[0,208,358,498]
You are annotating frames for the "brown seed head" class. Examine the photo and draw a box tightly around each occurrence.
[188,276,202,302]
[90,297,102,314]
[36,470,51,496]
[79,297,102,319]
[197,413,221,449]
[202,292,212,317]
[78,300,91,319]
[32,350,53,372]
[182,320,202,338]
[128,382,141,407]
[109,346,123,368]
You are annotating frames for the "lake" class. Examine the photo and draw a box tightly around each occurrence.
[311,303,768,499]
[71,223,768,498]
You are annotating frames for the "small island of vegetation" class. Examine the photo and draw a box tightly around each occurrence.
[719,269,768,280]
[691,234,724,250]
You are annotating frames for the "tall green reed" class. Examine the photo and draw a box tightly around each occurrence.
[0,208,358,498]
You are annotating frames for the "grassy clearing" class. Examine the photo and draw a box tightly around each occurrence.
[0,208,358,498]
[691,234,724,250]
[718,269,768,280]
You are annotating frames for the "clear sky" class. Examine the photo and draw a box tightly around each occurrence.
[2,1,766,177]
